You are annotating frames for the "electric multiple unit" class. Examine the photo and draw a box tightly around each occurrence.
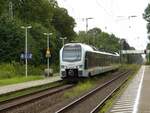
[60,43,120,80]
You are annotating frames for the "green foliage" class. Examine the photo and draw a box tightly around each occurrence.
[0,63,16,78]
[143,4,150,33]
[0,17,25,62]
[14,0,53,26]
[0,0,141,72]
[0,63,45,79]
[76,28,120,53]
[64,80,94,99]
[75,28,143,64]
[0,76,43,86]
[143,4,150,56]
[52,7,76,41]
[145,43,150,64]
[0,0,6,15]
[0,0,76,66]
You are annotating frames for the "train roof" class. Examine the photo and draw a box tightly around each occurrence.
[63,43,119,57]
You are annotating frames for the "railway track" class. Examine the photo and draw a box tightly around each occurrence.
[0,83,74,112]
[55,70,131,113]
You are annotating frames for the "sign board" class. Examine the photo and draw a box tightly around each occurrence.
[20,53,32,59]
[46,48,51,58]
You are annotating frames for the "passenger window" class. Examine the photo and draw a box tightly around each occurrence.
[85,58,88,69]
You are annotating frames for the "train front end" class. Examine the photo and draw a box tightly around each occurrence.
[60,43,84,80]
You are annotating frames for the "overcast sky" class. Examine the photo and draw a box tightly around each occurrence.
[57,0,150,50]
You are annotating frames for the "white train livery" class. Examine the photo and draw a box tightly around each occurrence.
[60,43,120,80]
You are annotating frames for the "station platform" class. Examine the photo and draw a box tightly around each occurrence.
[108,65,150,113]
[0,75,61,95]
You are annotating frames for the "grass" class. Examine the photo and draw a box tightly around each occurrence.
[0,76,43,86]
[0,63,47,79]
[98,64,141,113]
[64,80,97,99]
[119,64,140,71]
[0,63,59,86]
[0,81,63,102]
[63,74,108,99]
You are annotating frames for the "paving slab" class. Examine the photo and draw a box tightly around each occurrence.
[108,66,145,113]
[0,75,61,95]
[137,66,150,113]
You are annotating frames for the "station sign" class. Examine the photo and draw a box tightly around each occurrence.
[20,52,32,59]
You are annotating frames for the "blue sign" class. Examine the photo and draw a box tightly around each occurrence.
[20,53,32,59]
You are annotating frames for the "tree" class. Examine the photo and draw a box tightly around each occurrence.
[143,4,150,33]
[0,18,25,62]
[0,0,6,15]
[0,0,77,65]
[75,27,120,53]
[52,8,76,41]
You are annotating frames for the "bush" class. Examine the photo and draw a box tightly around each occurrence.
[0,63,46,79]
[0,63,16,78]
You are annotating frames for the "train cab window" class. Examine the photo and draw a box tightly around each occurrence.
[62,45,82,62]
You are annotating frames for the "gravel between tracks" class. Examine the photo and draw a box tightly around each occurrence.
[56,71,129,113]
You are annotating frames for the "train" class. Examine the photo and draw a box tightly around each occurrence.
[60,43,120,80]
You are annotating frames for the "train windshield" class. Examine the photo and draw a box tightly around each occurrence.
[62,45,82,62]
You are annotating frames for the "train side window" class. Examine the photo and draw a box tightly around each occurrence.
[85,58,88,69]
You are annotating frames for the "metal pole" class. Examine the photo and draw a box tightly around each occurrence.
[47,35,50,76]
[86,18,88,32]
[85,17,93,44]
[44,32,52,76]
[60,37,67,46]
[21,26,32,77]
[85,17,93,32]
[25,28,28,77]
[9,1,13,20]
[63,39,64,46]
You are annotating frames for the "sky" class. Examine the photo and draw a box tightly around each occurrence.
[57,0,150,50]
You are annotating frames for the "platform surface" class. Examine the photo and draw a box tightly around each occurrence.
[108,65,150,113]
[138,66,150,113]
[0,75,61,95]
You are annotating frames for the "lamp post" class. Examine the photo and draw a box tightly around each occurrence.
[85,17,93,32]
[119,39,125,64]
[117,15,137,28]
[93,31,97,46]
[9,1,13,20]
[84,17,93,44]
[60,37,67,46]
[43,32,53,76]
[21,25,32,77]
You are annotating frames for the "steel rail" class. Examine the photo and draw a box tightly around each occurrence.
[55,71,129,113]
[90,71,130,113]
[0,83,74,112]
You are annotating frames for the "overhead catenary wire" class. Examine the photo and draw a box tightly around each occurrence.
[95,0,114,18]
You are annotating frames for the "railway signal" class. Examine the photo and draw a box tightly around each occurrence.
[46,48,51,58]
[43,32,53,77]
